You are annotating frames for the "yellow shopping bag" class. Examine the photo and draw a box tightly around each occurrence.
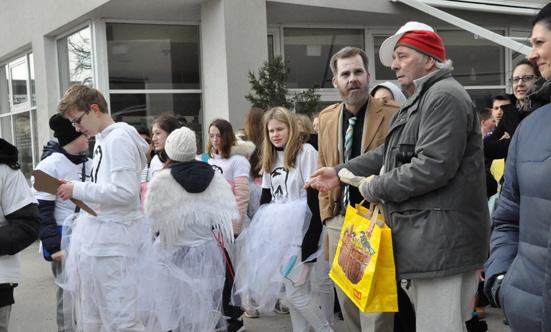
[329,203,398,312]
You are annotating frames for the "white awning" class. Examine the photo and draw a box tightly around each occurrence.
[414,0,542,16]
[392,0,536,55]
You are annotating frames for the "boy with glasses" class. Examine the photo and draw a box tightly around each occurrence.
[56,85,150,332]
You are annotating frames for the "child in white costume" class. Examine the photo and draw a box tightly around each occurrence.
[235,107,332,332]
[142,127,238,331]
[0,139,41,332]
[205,119,252,236]
[56,85,150,332]
[32,114,91,332]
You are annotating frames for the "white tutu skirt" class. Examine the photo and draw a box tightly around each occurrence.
[138,239,226,332]
[247,180,262,221]
[233,199,312,312]
[57,213,149,332]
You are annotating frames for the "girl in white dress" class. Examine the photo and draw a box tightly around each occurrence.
[234,107,332,332]
[149,114,180,180]
[142,127,237,332]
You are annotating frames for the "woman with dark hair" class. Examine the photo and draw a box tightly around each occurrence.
[245,108,264,182]
[206,119,254,237]
[205,119,254,330]
[149,114,181,180]
[484,59,541,160]
[484,3,551,331]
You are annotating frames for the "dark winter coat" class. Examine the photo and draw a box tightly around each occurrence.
[336,69,490,279]
[484,103,551,332]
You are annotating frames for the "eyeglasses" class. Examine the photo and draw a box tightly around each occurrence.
[71,112,87,127]
[510,75,537,85]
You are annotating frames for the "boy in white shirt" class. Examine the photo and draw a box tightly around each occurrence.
[56,85,149,332]
[0,139,41,332]
[32,114,91,332]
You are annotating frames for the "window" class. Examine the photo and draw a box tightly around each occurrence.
[373,35,397,81]
[0,53,38,178]
[106,23,203,148]
[283,28,364,89]
[438,30,506,87]
[466,88,505,110]
[58,26,94,96]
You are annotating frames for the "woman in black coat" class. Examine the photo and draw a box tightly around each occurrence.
[484,59,542,160]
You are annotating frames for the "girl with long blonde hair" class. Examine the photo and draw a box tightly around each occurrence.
[235,107,332,332]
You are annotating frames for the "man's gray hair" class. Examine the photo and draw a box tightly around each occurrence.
[330,47,369,77]
[416,51,454,71]
[435,59,454,71]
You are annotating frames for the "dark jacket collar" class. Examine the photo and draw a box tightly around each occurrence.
[168,160,215,193]
[524,76,551,114]
[40,140,88,165]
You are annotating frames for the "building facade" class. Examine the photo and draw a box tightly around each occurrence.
[0,0,544,177]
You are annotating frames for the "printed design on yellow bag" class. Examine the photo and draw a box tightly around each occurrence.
[329,202,398,312]
[338,221,376,284]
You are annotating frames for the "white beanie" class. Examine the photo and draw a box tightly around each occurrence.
[164,127,197,162]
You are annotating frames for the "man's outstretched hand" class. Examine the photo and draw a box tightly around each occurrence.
[304,167,340,192]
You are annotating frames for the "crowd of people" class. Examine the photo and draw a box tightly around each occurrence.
[2,3,551,332]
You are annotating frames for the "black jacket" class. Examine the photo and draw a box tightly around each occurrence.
[485,77,551,161]
[37,141,87,254]
[483,103,522,160]
[0,139,41,277]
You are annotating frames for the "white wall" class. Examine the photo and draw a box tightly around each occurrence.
[201,0,268,139]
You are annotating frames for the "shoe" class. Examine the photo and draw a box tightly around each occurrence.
[503,317,509,325]
[244,309,260,318]
[274,300,289,314]
[475,307,485,319]
[227,318,246,332]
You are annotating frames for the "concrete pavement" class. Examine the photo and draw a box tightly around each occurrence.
[10,242,510,331]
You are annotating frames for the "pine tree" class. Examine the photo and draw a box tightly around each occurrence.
[246,56,320,115]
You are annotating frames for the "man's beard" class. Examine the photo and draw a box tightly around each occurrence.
[340,83,369,106]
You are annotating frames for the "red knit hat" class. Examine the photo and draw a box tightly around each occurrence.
[396,30,446,63]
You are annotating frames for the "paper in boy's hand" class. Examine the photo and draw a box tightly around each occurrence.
[31,170,97,216]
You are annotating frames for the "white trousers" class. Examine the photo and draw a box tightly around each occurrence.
[284,267,333,332]
[313,232,335,325]
[76,255,145,332]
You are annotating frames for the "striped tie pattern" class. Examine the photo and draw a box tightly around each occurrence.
[342,116,356,209]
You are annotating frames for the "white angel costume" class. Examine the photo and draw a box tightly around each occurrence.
[141,159,238,332]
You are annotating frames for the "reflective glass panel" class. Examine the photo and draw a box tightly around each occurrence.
[284,28,364,88]
[29,53,36,106]
[0,115,12,142]
[13,112,32,177]
[11,62,28,105]
[374,35,397,81]
[467,88,506,110]
[110,93,203,149]
[58,26,93,95]
[32,109,39,166]
[0,66,9,114]
[268,35,274,62]
[107,23,200,90]
[439,30,505,86]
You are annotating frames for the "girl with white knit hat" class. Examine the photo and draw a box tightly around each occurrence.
[142,126,239,331]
